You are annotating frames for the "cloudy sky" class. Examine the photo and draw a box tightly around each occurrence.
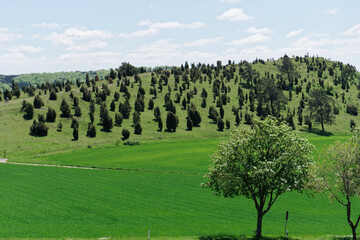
[0,0,359,74]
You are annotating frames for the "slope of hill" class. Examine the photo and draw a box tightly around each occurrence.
[1,55,360,239]
[0,70,109,91]
[1,55,359,161]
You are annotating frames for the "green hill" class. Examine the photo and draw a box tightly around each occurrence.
[1,55,359,161]
[0,69,109,91]
[1,55,360,239]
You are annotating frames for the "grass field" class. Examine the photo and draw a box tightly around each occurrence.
[1,134,358,239]
[1,162,360,239]
[1,57,360,239]
[9,134,350,174]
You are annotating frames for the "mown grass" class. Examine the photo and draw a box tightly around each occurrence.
[10,133,349,174]
[1,163,360,239]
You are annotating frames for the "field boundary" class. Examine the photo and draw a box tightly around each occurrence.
[0,159,203,175]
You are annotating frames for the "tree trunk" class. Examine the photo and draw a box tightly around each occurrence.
[256,210,263,240]
[346,200,357,240]
[351,226,356,240]
[321,119,324,132]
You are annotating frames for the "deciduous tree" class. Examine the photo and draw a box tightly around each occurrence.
[310,131,360,240]
[308,88,335,132]
[203,117,314,239]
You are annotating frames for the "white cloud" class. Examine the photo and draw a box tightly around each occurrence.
[291,36,360,48]
[0,27,9,32]
[184,51,217,62]
[0,32,23,42]
[44,26,113,47]
[139,20,205,29]
[217,45,272,63]
[33,22,66,29]
[216,8,253,21]
[286,29,304,38]
[183,37,223,47]
[220,0,242,3]
[326,7,338,15]
[291,37,331,48]
[126,39,182,65]
[246,27,274,35]
[309,32,331,37]
[343,24,360,36]
[45,32,73,46]
[64,27,112,39]
[0,52,26,64]
[224,48,237,54]
[66,40,108,52]
[58,51,120,64]
[228,34,271,46]
[8,45,44,53]
[119,28,158,38]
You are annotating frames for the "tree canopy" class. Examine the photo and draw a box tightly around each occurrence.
[203,116,314,239]
[308,88,335,132]
[310,130,360,240]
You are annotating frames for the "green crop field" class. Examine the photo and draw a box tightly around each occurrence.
[1,57,360,239]
[0,134,358,239]
[1,154,360,239]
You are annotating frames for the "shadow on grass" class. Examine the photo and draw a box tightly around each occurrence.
[331,237,352,240]
[199,235,294,240]
[199,234,246,240]
[307,128,333,136]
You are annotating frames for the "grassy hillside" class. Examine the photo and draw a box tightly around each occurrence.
[1,56,360,239]
[0,70,109,91]
[1,56,359,161]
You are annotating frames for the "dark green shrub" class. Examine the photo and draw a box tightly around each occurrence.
[46,107,57,122]
[33,95,44,108]
[30,120,48,136]
[122,129,130,140]
[86,123,96,138]
[217,117,224,131]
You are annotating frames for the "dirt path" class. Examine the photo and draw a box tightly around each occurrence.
[0,159,98,170]
[0,159,7,163]
[0,159,201,175]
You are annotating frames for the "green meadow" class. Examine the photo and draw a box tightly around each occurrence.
[0,134,358,239]
[1,157,360,239]
[1,57,360,239]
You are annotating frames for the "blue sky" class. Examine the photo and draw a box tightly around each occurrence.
[0,0,359,74]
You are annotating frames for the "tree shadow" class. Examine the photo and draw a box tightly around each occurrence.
[308,128,333,136]
[164,129,176,133]
[331,237,352,240]
[199,234,245,240]
[199,235,295,240]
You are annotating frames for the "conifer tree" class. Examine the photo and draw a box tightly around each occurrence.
[23,102,34,120]
[73,127,79,140]
[34,95,44,108]
[187,116,193,131]
[217,117,224,131]
[60,99,71,118]
[86,123,96,138]
[134,121,142,134]
[115,113,123,126]
[46,107,57,122]
[49,89,57,101]
[166,112,178,132]
[122,129,130,140]
[158,117,163,132]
